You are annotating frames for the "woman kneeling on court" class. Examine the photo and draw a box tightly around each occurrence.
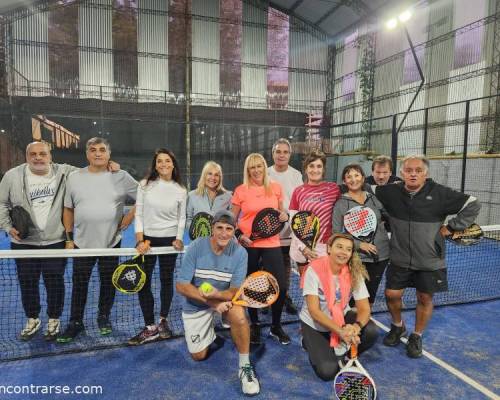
[300,233,378,381]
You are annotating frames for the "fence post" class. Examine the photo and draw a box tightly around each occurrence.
[423,107,428,155]
[460,100,470,193]
[391,114,398,170]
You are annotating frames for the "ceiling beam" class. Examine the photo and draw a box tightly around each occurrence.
[315,2,343,26]
[289,0,305,12]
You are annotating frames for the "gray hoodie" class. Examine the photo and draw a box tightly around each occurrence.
[0,163,78,245]
[332,191,390,263]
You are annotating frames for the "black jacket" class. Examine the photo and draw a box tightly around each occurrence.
[375,179,481,271]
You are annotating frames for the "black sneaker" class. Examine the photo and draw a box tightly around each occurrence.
[97,315,112,336]
[383,323,407,346]
[57,321,84,343]
[128,326,159,346]
[158,318,173,339]
[284,295,298,315]
[269,325,291,345]
[250,324,261,345]
[407,333,423,358]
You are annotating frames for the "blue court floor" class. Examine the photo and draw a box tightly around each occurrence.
[0,300,498,400]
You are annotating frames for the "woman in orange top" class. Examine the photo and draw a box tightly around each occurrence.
[232,153,290,346]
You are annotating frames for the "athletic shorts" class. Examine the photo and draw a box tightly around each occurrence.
[182,310,216,354]
[385,264,448,294]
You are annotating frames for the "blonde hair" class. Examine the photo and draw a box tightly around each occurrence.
[243,153,272,195]
[326,233,369,289]
[195,161,226,196]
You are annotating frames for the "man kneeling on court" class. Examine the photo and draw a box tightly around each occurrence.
[176,210,260,396]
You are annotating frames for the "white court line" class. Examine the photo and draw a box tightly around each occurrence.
[371,318,500,400]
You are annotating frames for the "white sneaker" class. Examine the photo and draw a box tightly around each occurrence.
[239,364,260,396]
[21,318,41,341]
[44,318,60,341]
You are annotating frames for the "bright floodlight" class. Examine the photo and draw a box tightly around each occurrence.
[399,9,412,22]
[386,18,398,30]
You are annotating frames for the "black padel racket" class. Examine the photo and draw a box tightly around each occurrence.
[291,210,320,250]
[112,254,147,294]
[232,271,280,308]
[447,223,483,246]
[189,212,214,240]
[249,208,284,241]
[343,205,379,262]
[334,344,377,400]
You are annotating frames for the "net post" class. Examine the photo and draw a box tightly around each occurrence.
[391,114,398,176]
[423,107,429,155]
[461,100,470,193]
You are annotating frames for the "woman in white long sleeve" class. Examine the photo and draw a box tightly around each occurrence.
[129,149,187,346]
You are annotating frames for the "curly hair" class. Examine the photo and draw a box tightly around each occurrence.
[326,233,369,289]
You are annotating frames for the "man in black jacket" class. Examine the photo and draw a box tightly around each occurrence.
[375,155,480,358]
[366,155,402,186]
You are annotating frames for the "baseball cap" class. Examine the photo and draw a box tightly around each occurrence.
[212,210,236,227]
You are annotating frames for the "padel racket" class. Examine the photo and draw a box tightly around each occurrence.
[112,241,149,294]
[249,208,284,240]
[447,223,483,246]
[291,211,320,250]
[232,271,280,308]
[343,206,379,262]
[334,344,377,400]
[189,212,214,240]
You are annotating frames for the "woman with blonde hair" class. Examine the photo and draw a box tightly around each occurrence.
[300,233,378,381]
[232,153,290,345]
[186,161,232,234]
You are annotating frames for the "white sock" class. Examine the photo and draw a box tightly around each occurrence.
[239,353,250,368]
[393,320,403,327]
[147,325,156,330]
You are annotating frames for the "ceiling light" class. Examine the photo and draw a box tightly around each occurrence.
[386,18,398,30]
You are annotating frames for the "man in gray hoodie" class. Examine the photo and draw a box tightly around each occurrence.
[375,155,481,358]
[0,141,78,341]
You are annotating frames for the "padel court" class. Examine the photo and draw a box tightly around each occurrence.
[0,227,499,399]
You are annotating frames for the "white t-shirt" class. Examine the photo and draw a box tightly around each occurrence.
[26,167,57,231]
[267,165,303,245]
[299,267,369,333]
[134,179,187,239]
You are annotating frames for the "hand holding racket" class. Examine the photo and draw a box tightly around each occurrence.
[238,208,285,246]
[249,208,285,240]
[232,271,280,308]
[343,206,379,262]
[291,210,320,258]
[189,212,214,240]
[446,223,483,246]
[136,239,151,255]
[334,344,377,400]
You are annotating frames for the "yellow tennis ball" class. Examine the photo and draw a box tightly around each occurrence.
[200,282,213,294]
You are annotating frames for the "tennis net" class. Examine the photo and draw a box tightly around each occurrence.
[0,225,499,361]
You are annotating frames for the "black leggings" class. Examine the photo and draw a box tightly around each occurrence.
[70,242,121,322]
[138,236,177,326]
[246,247,287,327]
[13,241,66,319]
[301,311,378,381]
[364,259,389,304]
[281,246,292,294]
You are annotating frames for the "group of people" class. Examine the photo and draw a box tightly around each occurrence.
[0,137,480,396]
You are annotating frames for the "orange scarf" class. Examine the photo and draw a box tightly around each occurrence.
[301,256,351,347]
